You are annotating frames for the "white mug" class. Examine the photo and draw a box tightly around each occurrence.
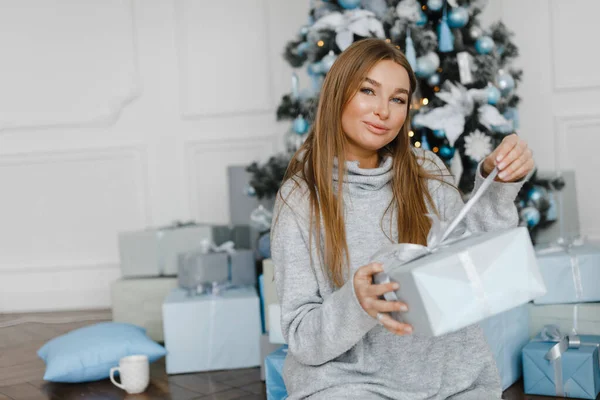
[109,355,150,394]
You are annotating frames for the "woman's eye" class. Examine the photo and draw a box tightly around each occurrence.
[392,97,406,104]
[360,87,374,95]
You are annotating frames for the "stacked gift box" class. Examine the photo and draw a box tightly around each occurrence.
[261,171,600,399]
[110,165,268,374]
[519,171,600,399]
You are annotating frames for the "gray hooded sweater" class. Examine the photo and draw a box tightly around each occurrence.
[271,148,525,400]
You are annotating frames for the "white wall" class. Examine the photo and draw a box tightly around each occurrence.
[497,0,600,242]
[0,1,597,312]
[0,0,310,312]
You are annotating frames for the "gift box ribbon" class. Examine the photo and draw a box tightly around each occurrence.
[370,167,499,317]
[537,238,585,301]
[536,325,600,396]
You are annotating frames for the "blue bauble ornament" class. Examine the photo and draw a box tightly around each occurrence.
[416,54,438,78]
[245,185,256,197]
[520,207,541,228]
[416,10,428,26]
[427,73,441,86]
[338,0,361,9]
[495,70,515,95]
[296,42,310,56]
[448,7,469,28]
[487,85,501,105]
[293,116,309,135]
[299,25,310,37]
[433,129,446,138]
[427,0,444,11]
[438,145,455,160]
[258,232,271,259]
[546,193,558,221]
[320,51,337,73]
[528,186,550,210]
[475,36,495,55]
[308,62,322,76]
[504,107,520,129]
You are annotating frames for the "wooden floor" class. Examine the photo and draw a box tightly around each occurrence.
[0,310,587,400]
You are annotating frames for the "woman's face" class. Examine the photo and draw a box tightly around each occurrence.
[341,60,410,162]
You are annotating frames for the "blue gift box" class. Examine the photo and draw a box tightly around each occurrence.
[480,304,530,390]
[265,345,288,400]
[534,243,600,304]
[523,332,600,398]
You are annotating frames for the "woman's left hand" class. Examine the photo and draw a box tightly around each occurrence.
[482,133,534,182]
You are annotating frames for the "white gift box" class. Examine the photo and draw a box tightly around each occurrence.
[118,224,252,278]
[262,259,279,331]
[480,304,530,390]
[111,277,177,342]
[162,287,261,374]
[529,302,600,337]
[374,227,547,337]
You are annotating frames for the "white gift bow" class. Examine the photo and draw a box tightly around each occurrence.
[370,167,499,315]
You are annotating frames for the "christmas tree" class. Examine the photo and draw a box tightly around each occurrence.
[247,0,563,242]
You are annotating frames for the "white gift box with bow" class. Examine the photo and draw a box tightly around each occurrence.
[372,169,547,337]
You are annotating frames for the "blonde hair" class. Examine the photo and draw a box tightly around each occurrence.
[278,38,448,287]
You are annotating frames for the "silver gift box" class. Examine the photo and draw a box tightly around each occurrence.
[118,224,252,278]
[374,227,547,337]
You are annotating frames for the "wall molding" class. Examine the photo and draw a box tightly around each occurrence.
[174,0,273,118]
[0,145,152,272]
[548,0,600,92]
[0,0,141,132]
[553,112,600,171]
[184,135,276,221]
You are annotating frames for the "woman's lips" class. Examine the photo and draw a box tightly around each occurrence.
[363,121,390,134]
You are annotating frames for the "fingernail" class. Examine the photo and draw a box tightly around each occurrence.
[403,326,413,334]
[399,304,408,312]
[496,154,503,162]
[498,162,506,170]
[392,283,400,290]
[498,171,507,179]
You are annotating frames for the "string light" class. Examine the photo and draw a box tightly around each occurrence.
[422,5,427,10]
[433,147,439,153]
[422,98,429,105]
[408,130,415,137]
[437,68,443,73]
[434,86,440,92]
[317,40,324,47]
[395,45,400,49]
[415,141,422,148]
[385,38,391,43]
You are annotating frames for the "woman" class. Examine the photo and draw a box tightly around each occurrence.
[271,38,534,400]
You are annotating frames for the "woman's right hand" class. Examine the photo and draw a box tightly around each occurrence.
[353,262,413,336]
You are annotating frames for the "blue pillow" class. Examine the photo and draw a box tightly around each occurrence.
[37,322,166,383]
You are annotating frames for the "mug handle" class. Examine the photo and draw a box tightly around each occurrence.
[109,367,125,390]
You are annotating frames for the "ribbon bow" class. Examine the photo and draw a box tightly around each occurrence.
[371,167,499,316]
[371,167,499,269]
[199,239,236,256]
[537,325,582,396]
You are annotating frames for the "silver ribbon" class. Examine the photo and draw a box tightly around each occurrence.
[539,325,581,396]
[370,167,499,313]
[536,238,585,301]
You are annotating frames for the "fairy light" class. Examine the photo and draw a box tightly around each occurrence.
[395,45,400,49]
[422,5,427,10]
[408,130,415,137]
[385,38,391,43]
[437,68,443,73]
[433,147,439,153]
[317,40,324,47]
[422,98,429,105]
[434,86,440,92]
[415,141,422,148]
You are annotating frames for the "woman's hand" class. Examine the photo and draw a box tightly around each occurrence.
[482,133,534,182]
[353,262,413,335]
